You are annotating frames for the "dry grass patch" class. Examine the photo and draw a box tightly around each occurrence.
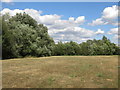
[2,56,118,88]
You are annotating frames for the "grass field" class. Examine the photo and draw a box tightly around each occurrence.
[2,56,118,88]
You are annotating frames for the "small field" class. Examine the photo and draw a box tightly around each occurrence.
[2,56,118,88]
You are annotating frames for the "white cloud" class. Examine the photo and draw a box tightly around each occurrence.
[113,34,120,43]
[38,14,61,25]
[75,16,85,24]
[49,26,97,43]
[1,8,85,26]
[1,8,42,18]
[107,27,119,44]
[113,34,119,39]
[95,29,104,35]
[89,5,119,26]
[69,17,75,22]
[1,0,12,2]
[1,8,101,43]
[108,28,118,35]
[88,18,107,26]
[102,5,118,20]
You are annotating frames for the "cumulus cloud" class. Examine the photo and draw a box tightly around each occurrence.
[108,28,118,35]
[69,17,75,22]
[107,27,119,44]
[89,5,119,26]
[49,27,95,43]
[1,8,42,18]
[75,16,85,24]
[95,29,104,35]
[1,8,85,26]
[102,5,118,20]
[113,34,120,43]
[48,26,105,43]
[88,18,107,26]
[1,8,102,43]
[113,34,119,39]
[38,14,61,25]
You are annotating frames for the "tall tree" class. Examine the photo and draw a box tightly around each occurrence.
[2,13,54,59]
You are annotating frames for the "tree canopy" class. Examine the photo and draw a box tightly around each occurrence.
[2,13,54,59]
[1,13,120,59]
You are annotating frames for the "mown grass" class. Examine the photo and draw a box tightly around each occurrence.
[2,56,118,88]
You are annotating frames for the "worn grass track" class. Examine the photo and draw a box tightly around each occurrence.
[2,56,118,88]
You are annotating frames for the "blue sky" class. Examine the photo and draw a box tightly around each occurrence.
[1,2,119,44]
[2,2,117,18]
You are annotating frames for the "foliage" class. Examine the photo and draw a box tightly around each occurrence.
[53,36,120,56]
[1,13,120,59]
[2,13,54,59]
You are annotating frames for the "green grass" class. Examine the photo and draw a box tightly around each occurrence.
[2,56,118,88]
[96,73,104,77]
[118,66,120,68]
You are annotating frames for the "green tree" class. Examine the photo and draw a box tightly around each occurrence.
[2,13,54,59]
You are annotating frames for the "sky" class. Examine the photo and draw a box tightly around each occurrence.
[1,2,119,44]
[1,0,120,2]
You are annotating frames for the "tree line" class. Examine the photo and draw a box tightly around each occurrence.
[1,13,120,59]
